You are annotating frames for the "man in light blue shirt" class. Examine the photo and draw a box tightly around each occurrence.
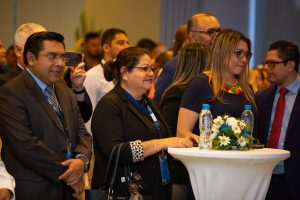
[0,31,92,200]
[256,40,300,200]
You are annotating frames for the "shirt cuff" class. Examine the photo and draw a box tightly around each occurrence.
[130,140,144,163]
[0,173,15,199]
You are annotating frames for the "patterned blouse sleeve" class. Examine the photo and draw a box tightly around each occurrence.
[129,140,144,163]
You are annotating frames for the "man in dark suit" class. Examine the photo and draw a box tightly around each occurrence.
[153,12,221,103]
[0,23,92,123]
[0,31,92,200]
[256,40,300,200]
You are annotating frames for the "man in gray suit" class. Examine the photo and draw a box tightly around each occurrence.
[0,31,92,200]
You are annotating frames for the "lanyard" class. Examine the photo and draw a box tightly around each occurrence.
[123,90,162,138]
[43,91,72,159]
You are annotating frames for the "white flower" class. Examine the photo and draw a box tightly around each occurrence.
[213,116,224,125]
[223,115,229,120]
[238,136,247,147]
[218,135,231,146]
[212,124,220,134]
[211,132,218,140]
[239,121,246,129]
[232,125,241,134]
[226,117,238,128]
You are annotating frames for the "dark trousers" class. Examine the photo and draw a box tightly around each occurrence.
[266,174,292,200]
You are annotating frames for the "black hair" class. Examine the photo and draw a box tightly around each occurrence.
[84,32,100,42]
[104,47,149,84]
[23,31,65,66]
[269,40,299,72]
[136,38,157,52]
[7,45,15,52]
[101,28,127,46]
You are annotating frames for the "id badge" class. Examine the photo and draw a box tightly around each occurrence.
[159,153,170,185]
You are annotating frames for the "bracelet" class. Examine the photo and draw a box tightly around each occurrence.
[153,139,157,152]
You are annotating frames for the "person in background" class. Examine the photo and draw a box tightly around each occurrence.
[5,46,18,71]
[147,50,173,99]
[160,43,210,200]
[154,13,221,103]
[177,29,256,139]
[83,28,129,134]
[0,46,18,86]
[63,32,101,87]
[0,31,92,200]
[150,43,168,60]
[136,38,157,55]
[161,43,210,138]
[154,51,173,77]
[82,32,101,71]
[91,47,194,199]
[147,25,188,99]
[0,40,7,74]
[256,40,300,200]
[249,65,270,93]
[172,25,189,57]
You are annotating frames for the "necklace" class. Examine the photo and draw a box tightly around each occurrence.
[223,80,243,94]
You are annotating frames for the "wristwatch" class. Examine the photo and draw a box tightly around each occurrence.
[77,155,89,172]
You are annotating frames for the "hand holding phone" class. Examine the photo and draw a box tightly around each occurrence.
[65,52,83,66]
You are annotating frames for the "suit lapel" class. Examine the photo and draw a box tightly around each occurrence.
[23,71,65,133]
[285,89,300,141]
[55,83,73,135]
[258,86,277,143]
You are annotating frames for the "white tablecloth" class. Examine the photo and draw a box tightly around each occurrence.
[168,148,290,200]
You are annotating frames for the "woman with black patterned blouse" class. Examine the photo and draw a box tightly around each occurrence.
[91,47,194,200]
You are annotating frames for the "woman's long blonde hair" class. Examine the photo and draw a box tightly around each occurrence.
[203,29,256,108]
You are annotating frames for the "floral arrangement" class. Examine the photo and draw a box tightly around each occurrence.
[211,115,253,150]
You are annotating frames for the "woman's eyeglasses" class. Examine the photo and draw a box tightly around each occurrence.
[129,65,158,73]
[234,49,252,61]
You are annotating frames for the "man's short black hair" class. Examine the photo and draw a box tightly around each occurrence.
[136,38,157,52]
[269,40,299,72]
[101,28,127,47]
[23,31,65,66]
[84,32,100,42]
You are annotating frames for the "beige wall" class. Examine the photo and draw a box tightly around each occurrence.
[0,0,161,49]
[0,0,84,50]
[84,0,160,46]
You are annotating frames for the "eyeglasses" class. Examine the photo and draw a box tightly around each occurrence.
[191,28,221,37]
[234,49,252,60]
[129,65,158,73]
[41,53,67,63]
[262,60,287,70]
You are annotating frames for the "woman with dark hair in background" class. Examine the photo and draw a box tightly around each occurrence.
[160,43,210,200]
[172,25,189,57]
[160,43,210,133]
[91,47,194,199]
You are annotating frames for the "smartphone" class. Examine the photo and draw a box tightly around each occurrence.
[65,52,83,66]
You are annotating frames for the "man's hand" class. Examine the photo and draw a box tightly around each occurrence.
[0,188,11,200]
[70,177,85,198]
[58,159,85,185]
[70,63,86,91]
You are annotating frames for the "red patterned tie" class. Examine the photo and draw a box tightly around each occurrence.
[268,87,288,148]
